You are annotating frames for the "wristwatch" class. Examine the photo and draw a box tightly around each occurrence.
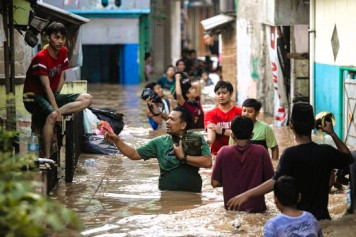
[221,128,226,135]
[180,155,187,165]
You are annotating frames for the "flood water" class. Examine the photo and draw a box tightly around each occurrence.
[51,84,356,236]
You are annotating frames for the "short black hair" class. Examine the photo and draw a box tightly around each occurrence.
[145,82,157,90]
[165,64,175,72]
[175,59,185,67]
[214,80,233,94]
[290,103,315,136]
[180,81,192,101]
[172,106,192,130]
[45,22,67,36]
[242,99,262,112]
[144,52,151,61]
[231,116,253,140]
[173,72,191,101]
[291,120,315,136]
[274,176,299,207]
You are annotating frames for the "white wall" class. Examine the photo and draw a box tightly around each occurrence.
[81,18,139,45]
[294,25,308,53]
[260,0,309,26]
[237,19,255,105]
[44,0,150,10]
[171,1,181,65]
[315,0,356,65]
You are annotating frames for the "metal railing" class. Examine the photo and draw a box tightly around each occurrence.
[62,111,84,183]
[32,110,84,192]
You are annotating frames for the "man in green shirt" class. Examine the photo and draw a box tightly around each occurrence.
[105,106,212,192]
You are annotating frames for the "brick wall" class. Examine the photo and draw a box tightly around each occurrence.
[221,25,237,102]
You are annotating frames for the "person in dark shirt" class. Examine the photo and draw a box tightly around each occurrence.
[226,103,353,220]
[203,33,219,56]
[174,73,204,129]
[157,65,175,91]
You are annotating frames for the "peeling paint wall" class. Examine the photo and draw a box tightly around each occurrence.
[81,18,139,44]
[314,0,356,137]
[315,0,356,66]
[260,0,309,26]
[0,21,33,78]
[0,80,87,121]
[237,0,274,114]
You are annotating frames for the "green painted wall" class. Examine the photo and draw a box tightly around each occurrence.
[139,14,150,82]
[0,81,87,122]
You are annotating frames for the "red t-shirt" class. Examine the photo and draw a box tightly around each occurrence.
[204,106,242,154]
[212,144,274,212]
[24,47,69,96]
[184,96,204,129]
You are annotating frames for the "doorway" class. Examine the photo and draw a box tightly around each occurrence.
[82,45,121,84]
[342,67,356,146]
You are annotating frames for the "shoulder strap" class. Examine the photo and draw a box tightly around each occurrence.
[162,99,170,113]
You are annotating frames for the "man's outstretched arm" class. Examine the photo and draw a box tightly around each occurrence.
[271,145,279,160]
[105,129,141,160]
[226,179,275,210]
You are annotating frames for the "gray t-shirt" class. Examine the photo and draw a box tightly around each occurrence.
[264,211,323,237]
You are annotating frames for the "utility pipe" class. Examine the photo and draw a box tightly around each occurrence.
[309,0,316,107]
[9,0,15,94]
[3,0,10,95]
[290,26,295,115]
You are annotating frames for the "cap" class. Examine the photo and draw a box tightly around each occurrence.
[291,103,315,122]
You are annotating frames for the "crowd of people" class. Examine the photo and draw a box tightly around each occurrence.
[23,21,354,236]
[125,50,354,235]
[111,87,354,235]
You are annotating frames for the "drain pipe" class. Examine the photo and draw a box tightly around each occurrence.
[309,0,316,107]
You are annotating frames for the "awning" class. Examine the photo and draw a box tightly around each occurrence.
[69,9,150,18]
[201,14,234,34]
[36,2,89,25]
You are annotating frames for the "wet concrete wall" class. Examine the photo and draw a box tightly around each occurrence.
[314,0,356,138]
[0,80,88,122]
[237,0,274,114]
[0,30,32,78]
[81,18,139,44]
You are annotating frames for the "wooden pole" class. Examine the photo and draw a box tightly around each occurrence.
[3,0,10,95]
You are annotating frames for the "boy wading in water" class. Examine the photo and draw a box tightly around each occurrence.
[264,176,323,237]
[229,98,279,160]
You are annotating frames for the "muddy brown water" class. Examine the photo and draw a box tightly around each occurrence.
[50,84,356,236]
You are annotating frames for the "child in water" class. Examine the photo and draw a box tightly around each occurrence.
[264,176,323,237]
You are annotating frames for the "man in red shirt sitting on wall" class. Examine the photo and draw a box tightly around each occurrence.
[23,22,92,158]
